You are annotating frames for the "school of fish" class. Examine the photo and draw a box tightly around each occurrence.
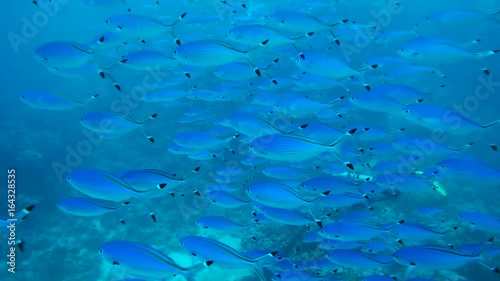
[15,0,500,280]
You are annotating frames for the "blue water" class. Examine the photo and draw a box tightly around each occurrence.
[1,0,500,280]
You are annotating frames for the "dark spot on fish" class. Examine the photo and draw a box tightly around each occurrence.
[175,39,181,45]
[255,69,261,77]
[180,12,187,19]
[32,0,38,5]
[148,137,155,143]
[483,68,491,76]
[99,36,105,43]
[242,3,247,8]
[151,214,156,222]
[491,144,498,151]
[194,166,201,172]
[271,79,277,85]
[120,58,128,64]
[141,39,146,44]
[185,72,191,78]
[112,261,119,265]
[410,262,416,266]
[205,260,214,266]
[299,53,305,60]
[159,183,167,189]
[117,26,123,30]
[113,84,121,91]
[98,71,105,78]
[346,163,354,170]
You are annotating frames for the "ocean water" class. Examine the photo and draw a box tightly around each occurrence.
[1,0,500,280]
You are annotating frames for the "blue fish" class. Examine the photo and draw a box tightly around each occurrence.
[180,235,278,281]
[100,240,206,281]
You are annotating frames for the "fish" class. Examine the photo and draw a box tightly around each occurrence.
[390,222,457,241]
[206,190,252,209]
[20,91,99,111]
[300,177,359,195]
[319,220,405,242]
[459,211,500,234]
[66,169,150,201]
[246,182,329,210]
[402,103,499,135]
[173,40,262,67]
[117,166,201,196]
[315,192,372,210]
[179,235,278,281]
[269,10,347,35]
[424,9,500,25]
[105,13,185,39]
[399,37,499,71]
[34,41,94,69]
[119,50,179,71]
[80,112,157,143]
[57,198,129,224]
[228,24,309,47]
[100,240,206,280]
[292,50,372,90]
[258,205,322,227]
[195,216,254,232]
[326,249,393,269]
[174,131,236,150]
[249,133,355,169]
[392,237,499,274]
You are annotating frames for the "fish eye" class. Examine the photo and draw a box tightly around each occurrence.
[404,109,409,114]
[249,144,253,148]
[66,176,71,181]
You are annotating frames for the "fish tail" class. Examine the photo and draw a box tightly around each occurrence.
[16,205,35,221]
[79,93,100,104]
[252,251,278,280]
[477,237,499,273]
[140,128,155,143]
[475,49,500,59]
[179,166,201,181]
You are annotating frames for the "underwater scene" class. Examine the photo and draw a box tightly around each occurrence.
[1,0,500,280]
